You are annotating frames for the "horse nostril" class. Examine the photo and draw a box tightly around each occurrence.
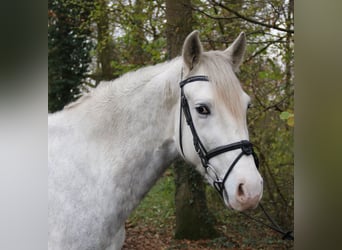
[237,183,245,197]
[234,180,262,210]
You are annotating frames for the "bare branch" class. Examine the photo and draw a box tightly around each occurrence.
[191,5,238,21]
[245,35,287,63]
[210,0,294,34]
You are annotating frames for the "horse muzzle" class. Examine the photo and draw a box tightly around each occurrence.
[224,176,263,211]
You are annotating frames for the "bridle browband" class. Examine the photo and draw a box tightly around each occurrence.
[178,75,259,198]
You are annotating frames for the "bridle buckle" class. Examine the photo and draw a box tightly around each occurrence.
[241,140,253,155]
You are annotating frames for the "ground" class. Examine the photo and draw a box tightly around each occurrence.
[123,218,293,250]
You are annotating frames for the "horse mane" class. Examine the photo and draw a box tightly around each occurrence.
[64,58,182,111]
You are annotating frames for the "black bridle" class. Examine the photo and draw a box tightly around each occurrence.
[178,75,259,198]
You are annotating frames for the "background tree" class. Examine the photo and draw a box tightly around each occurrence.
[92,0,116,82]
[166,0,218,240]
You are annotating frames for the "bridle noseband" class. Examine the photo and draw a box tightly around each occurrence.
[178,75,259,198]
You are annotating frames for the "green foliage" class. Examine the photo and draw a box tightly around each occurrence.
[48,0,94,112]
[280,110,294,127]
[92,0,167,78]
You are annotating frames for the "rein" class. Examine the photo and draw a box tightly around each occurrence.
[241,203,294,240]
[178,75,259,197]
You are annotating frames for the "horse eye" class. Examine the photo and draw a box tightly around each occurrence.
[196,105,211,115]
[247,103,253,109]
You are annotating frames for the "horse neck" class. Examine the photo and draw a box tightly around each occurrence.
[85,58,181,143]
[69,58,182,219]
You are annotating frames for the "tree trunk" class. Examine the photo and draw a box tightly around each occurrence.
[166,0,218,240]
[173,159,218,239]
[96,0,116,82]
[129,0,149,66]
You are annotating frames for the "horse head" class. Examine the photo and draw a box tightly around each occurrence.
[176,31,263,211]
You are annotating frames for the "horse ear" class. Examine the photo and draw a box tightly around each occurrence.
[224,32,246,72]
[182,30,203,71]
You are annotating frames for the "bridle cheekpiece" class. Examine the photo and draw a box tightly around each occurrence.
[178,75,259,198]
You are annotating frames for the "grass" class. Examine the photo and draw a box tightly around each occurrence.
[129,170,176,228]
